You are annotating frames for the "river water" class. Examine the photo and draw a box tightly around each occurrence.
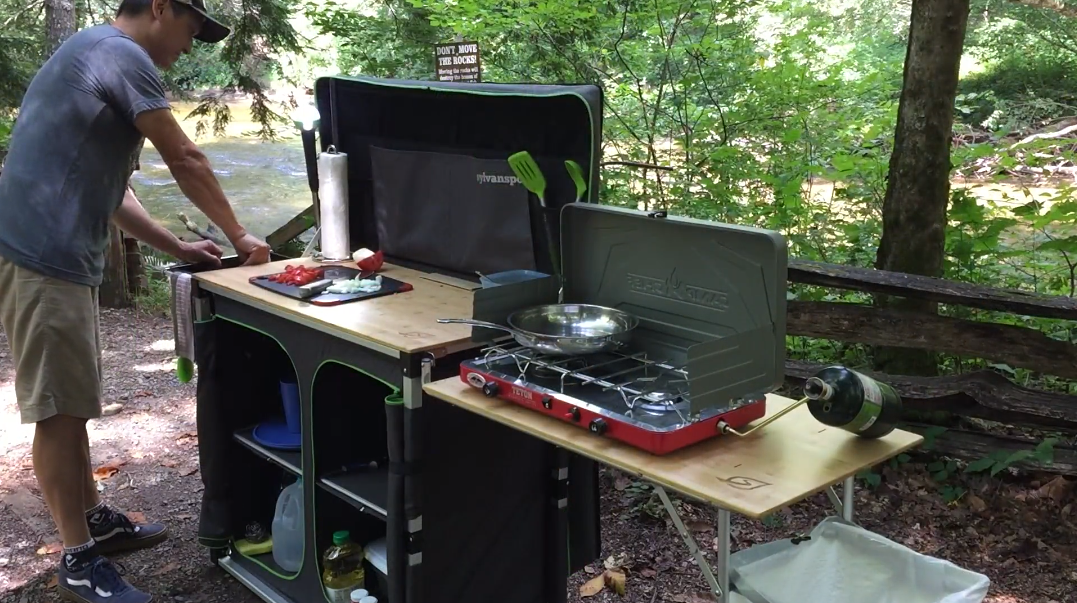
[129,103,313,246]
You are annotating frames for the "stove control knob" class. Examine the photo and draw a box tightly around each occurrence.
[588,418,608,435]
[542,396,554,409]
[481,381,499,397]
[564,407,580,422]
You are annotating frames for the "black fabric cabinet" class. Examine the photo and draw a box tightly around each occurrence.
[186,288,600,603]
[178,77,606,603]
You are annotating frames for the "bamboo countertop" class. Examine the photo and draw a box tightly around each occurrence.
[193,258,478,355]
[423,377,924,518]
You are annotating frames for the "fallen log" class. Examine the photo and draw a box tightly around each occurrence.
[788,259,1077,321]
[784,359,1077,431]
[1009,122,1077,149]
[786,300,1077,380]
[903,423,1077,476]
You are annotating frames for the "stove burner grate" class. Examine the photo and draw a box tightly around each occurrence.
[479,344,693,421]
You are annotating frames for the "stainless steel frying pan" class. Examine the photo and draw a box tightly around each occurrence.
[438,304,638,355]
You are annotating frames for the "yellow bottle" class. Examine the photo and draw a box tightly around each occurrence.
[322,530,365,603]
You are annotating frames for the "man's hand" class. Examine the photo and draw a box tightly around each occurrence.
[231,232,271,266]
[177,239,225,267]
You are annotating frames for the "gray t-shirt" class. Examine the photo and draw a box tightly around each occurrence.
[0,24,170,287]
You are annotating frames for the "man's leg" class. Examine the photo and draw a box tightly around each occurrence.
[83,424,102,512]
[0,257,151,603]
[78,291,168,555]
[33,415,96,552]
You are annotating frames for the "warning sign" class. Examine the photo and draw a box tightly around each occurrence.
[435,41,481,83]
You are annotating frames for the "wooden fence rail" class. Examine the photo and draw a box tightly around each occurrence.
[785,259,1077,475]
[789,259,1077,320]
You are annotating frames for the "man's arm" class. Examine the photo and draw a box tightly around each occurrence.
[133,109,244,240]
[112,185,185,256]
[113,186,224,266]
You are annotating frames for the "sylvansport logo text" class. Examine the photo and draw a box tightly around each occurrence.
[476,173,520,186]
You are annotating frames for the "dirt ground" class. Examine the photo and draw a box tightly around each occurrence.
[1,308,1075,603]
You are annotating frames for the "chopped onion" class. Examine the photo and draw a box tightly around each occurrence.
[326,275,383,295]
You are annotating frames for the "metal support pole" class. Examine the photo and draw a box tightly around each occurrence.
[715,508,731,600]
[827,476,857,522]
[842,475,855,522]
[655,485,729,600]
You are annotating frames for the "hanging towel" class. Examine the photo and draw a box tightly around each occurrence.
[170,272,196,383]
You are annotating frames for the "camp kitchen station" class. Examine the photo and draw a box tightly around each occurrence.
[168,75,980,603]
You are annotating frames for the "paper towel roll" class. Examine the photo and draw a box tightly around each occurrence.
[318,146,350,261]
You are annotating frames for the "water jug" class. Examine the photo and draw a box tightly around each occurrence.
[271,479,304,572]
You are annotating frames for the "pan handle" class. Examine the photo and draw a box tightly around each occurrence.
[436,318,525,337]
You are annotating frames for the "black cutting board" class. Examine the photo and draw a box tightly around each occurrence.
[249,266,413,306]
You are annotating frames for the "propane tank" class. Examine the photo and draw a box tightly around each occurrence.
[803,366,902,439]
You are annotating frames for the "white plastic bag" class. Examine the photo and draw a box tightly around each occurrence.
[729,517,990,603]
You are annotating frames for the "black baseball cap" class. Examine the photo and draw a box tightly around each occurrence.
[174,0,230,44]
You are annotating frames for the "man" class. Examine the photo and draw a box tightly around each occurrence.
[0,1,271,602]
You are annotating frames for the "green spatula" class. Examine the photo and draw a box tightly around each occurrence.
[508,151,560,276]
[564,160,587,203]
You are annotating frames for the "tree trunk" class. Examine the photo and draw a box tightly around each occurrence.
[99,223,131,308]
[45,0,76,54]
[124,235,147,297]
[873,0,971,376]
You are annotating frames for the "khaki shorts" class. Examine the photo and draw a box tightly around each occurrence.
[0,256,102,424]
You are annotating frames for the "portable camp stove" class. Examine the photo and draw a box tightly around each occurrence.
[458,344,768,455]
[457,203,789,456]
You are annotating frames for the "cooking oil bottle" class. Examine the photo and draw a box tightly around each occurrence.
[322,530,365,603]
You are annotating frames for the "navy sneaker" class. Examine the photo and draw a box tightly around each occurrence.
[58,556,151,603]
[89,508,169,555]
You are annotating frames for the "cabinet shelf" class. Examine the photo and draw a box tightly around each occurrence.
[317,467,390,520]
[234,428,302,476]
[219,551,309,603]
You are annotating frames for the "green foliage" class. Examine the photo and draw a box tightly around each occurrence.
[964,437,1057,476]
[187,0,305,140]
[928,459,960,483]
[304,0,447,79]
[857,468,882,488]
[161,44,238,93]
[940,485,967,504]
[0,115,11,160]
[134,269,174,317]
[960,3,1077,129]
[0,8,41,155]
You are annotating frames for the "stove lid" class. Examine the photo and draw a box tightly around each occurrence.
[560,204,787,415]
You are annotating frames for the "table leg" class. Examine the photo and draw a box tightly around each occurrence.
[715,507,731,599]
[654,486,730,601]
[402,357,432,603]
[842,475,855,522]
[826,476,857,522]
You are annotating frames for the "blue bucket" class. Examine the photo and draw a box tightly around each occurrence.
[280,378,301,434]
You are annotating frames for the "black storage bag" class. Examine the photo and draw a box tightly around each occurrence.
[369,145,536,276]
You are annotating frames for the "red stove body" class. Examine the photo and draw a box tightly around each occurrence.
[457,345,768,455]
